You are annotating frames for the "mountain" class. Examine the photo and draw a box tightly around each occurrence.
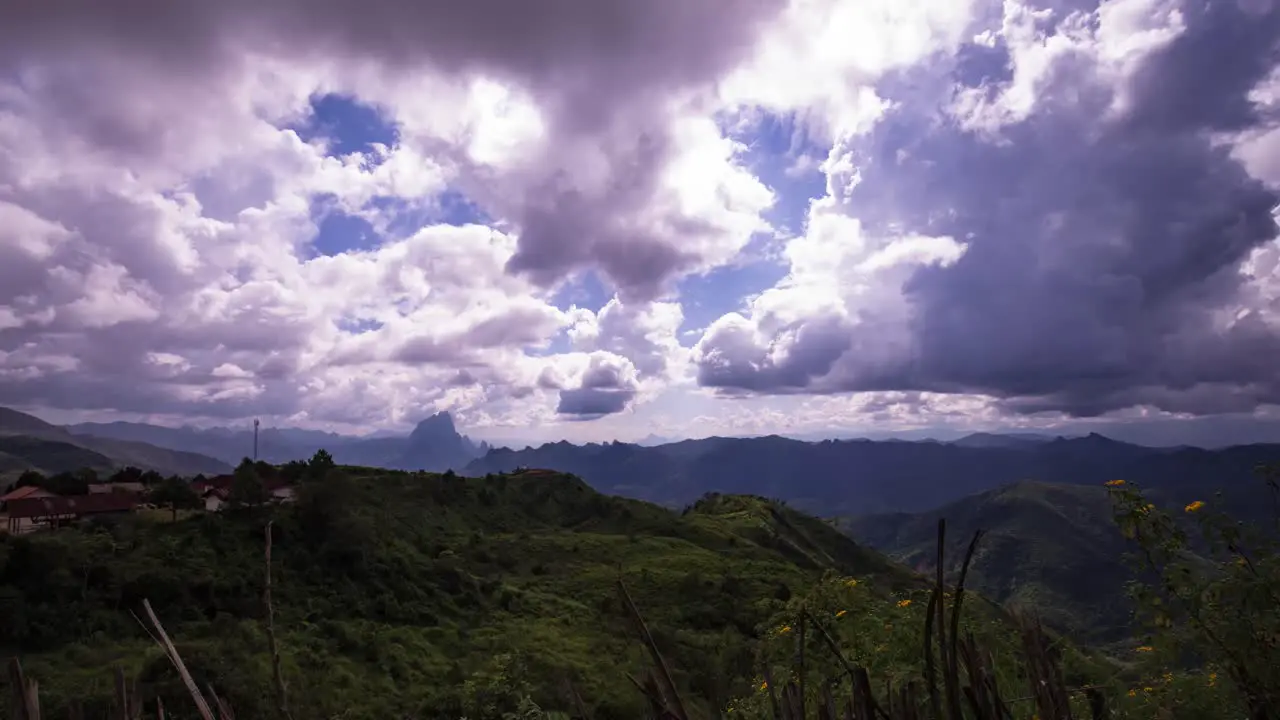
[464,433,1280,517]
[948,432,1057,449]
[328,412,484,471]
[69,411,485,472]
[844,481,1141,644]
[0,407,229,477]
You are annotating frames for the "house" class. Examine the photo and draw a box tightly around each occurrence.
[193,474,295,513]
[201,487,230,512]
[0,485,58,504]
[0,486,60,533]
[5,492,140,534]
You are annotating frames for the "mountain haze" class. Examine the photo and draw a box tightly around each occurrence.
[68,411,486,472]
[464,433,1280,517]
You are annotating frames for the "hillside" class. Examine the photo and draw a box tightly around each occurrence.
[463,433,1280,517]
[0,468,920,719]
[0,407,230,477]
[845,481,1140,644]
[0,435,117,473]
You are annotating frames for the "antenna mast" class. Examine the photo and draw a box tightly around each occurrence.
[253,418,260,462]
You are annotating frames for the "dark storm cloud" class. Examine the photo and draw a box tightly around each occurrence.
[698,0,1280,417]
[555,387,635,417]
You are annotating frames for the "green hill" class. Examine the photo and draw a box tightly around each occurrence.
[0,435,118,474]
[0,406,229,477]
[0,468,921,719]
[845,481,1148,644]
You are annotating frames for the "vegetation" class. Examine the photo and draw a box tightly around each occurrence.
[2,461,1278,719]
[0,468,915,719]
[1108,473,1280,719]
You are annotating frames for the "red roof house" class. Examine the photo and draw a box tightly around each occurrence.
[5,492,140,533]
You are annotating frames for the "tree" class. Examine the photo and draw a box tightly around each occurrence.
[38,471,89,496]
[108,466,144,484]
[308,449,336,479]
[228,462,268,507]
[147,477,202,521]
[14,470,45,489]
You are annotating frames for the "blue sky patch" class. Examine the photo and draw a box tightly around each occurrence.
[308,194,381,257]
[367,191,493,239]
[722,109,828,236]
[293,93,399,162]
[551,268,611,314]
[337,317,385,334]
[677,238,788,343]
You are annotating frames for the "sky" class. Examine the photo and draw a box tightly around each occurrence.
[1,0,1279,447]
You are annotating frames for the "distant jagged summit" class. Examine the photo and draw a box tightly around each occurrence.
[398,411,484,472]
[409,411,458,441]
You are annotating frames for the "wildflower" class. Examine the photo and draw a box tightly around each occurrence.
[897,599,912,608]
[777,625,792,636]
[835,609,848,618]
[1105,479,1126,487]
[1127,690,1137,698]
[1162,672,1173,683]
[759,681,769,692]
[1136,646,1154,653]
[845,578,859,588]
[1143,687,1153,693]
[1208,672,1217,687]
[1185,500,1205,513]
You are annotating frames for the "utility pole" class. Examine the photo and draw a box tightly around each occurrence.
[253,419,260,462]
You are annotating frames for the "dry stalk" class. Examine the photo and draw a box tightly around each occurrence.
[263,521,293,720]
[617,578,689,720]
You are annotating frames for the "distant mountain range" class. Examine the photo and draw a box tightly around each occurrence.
[0,407,230,477]
[463,431,1280,517]
[68,411,488,472]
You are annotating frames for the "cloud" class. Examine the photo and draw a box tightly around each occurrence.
[0,0,789,429]
[4,0,1280,441]
[554,352,640,418]
[696,0,1280,419]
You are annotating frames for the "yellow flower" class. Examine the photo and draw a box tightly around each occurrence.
[760,681,769,691]
[1136,646,1154,653]
[1105,479,1126,487]
[1185,500,1205,513]
[845,578,859,588]
[777,625,792,636]
[1162,672,1173,683]
[1127,690,1137,698]
[897,599,912,608]
[1143,687,1153,693]
[835,609,848,618]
